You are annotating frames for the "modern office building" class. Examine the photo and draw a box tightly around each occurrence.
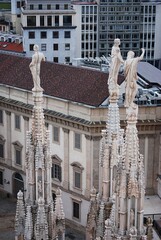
[98,0,161,67]
[72,1,98,59]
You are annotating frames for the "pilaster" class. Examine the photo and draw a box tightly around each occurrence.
[5,110,11,165]
[85,134,93,198]
[62,127,70,190]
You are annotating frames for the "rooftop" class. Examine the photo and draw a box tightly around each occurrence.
[0,42,23,53]
[0,53,125,107]
[138,62,161,87]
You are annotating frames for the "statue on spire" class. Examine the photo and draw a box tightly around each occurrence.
[29,44,45,92]
[124,48,145,108]
[108,38,124,99]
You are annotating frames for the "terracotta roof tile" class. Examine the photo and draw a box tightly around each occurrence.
[0,42,23,53]
[0,53,124,107]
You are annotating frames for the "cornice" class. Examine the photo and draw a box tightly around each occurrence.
[0,96,160,134]
[0,160,25,176]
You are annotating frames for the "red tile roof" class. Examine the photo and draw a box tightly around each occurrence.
[0,42,23,53]
[0,53,124,107]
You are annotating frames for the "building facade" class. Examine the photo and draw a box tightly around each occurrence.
[72,1,98,59]
[21,0,77,63]
[98,0,161,66]
[0,53,161,229]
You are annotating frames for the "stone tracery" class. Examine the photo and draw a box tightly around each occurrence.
[86,40,146,239]
[15,46,65,240]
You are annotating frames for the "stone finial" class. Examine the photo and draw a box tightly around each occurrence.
[17,190,23,199]
[55,187,65,220]
[15,190,25,237]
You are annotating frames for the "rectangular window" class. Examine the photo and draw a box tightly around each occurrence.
[56,4,59,10]
[28,31,35,39]
[55,16,59,26]
[38,4,42,10]
[40,16,44,26]
[53,126,59,142]
[47,16,52,26]
[73,201,80,220]
[64,4,68,9]
[53,57,58,63]
[30,4,34,10]
[65,57,70,63]
[51,164,61,181]
[74,133,81,150]
[53,31,59,38]
[17,1,20,8]
[75,172,81,188]
[65,43,70,50]
[27,16,36,26]
[0,171,3,185]
[64,31,71,38]
[15,115,20,130]
[47,4,51,10]
[0,144,4,158]
[29,44,34,51]
[53,44,58,51]
[15,149,21,165]
[41,44,46,51]
[41,31,47,39]
[63,16,72,26]
[0,110,3,124]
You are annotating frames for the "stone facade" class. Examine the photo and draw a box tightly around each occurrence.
[0,53,161,230]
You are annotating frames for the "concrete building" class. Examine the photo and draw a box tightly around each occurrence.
[0,53,161,230]
[11,0,24,34]
[21,0,77,63]
[72,1,98,59]
[98,0,161,67]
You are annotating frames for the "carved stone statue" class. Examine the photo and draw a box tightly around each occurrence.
[108,38,124,98]
[38,180,42,196]
[29,44,45,91]
[124,48,145,107]
[130,209,135,227]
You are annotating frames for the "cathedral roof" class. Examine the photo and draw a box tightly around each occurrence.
[0,53,124,107]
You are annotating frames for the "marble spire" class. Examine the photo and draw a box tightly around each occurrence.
[104,49,146,239]
[86,38,124,239]
[15,45,65,240]
[86,42,146,240]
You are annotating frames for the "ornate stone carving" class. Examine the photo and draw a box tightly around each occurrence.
[15,53,65,239]
[15,190,25,238]
[86,40,146,240]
